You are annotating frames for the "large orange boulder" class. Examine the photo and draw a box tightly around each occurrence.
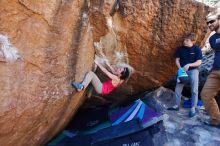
[0,0,210,145]
[0,0,94,145]
[89,0,210,95]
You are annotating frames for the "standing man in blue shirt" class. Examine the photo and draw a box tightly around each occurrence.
[168,33,202,117]
[201,9,220,128]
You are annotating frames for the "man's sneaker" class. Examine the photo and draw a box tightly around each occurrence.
[71,82,84,91]
[167,105,179,111]
[189,107,196,117]
[189,110,196,117]
[204,121,220,129]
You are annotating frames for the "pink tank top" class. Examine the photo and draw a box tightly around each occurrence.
[102,80,116,95]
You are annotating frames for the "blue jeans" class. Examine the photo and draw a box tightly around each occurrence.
[175,69,199,108]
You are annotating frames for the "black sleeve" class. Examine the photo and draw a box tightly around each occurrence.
[195,46,202,60]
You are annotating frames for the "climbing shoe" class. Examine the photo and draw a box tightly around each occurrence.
[71,82,84,91]
[177,68,189,84]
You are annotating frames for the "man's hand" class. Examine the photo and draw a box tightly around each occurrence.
[183,64,190,71]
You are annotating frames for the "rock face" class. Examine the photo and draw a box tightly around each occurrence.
[0,0,210,145]
[85,0,210,104]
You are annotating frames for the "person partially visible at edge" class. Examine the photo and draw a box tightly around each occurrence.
[168,33,202,118]
[201,9,220,128]
[71,59,130,95]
